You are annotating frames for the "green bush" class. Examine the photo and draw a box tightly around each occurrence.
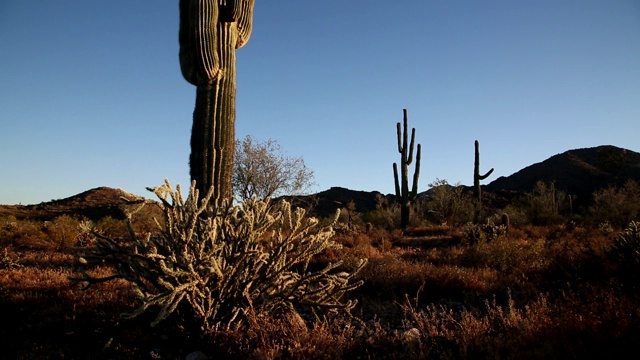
[71,180,366,333]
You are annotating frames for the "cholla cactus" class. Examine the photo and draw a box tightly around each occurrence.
[70,179,366,332]
[609,221,640,272]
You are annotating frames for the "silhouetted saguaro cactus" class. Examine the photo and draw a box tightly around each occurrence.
[179,0,255,205]
[473,140,494,222]
[393,109,421,230]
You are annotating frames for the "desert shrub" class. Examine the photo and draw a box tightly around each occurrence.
[500,205,527,227]
[422,179,474,226]
[93,216,130,240]
[44,214,90,250]
[71,180,366,333]
[0,247,22,269]
[128,202,164,235]
[362,194,400,230]
[0,215,19,245]
[590,180,640,228]
[336,201,356,225]
[517,181,569,226]
[459,236,547,273]
[2,215,88,250]
[4,218,49,249]
[461,218,507,245]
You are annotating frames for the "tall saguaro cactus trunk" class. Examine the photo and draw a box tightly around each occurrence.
[473,140,494,223]
[179,0,255,205]
[393,109,421,231]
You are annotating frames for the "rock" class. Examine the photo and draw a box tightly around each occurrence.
[185,351,208,360]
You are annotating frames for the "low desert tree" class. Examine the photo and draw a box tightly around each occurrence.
[70,179,365,333]
[232,135,315,202]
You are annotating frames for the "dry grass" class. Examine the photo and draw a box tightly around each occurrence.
[1,219,639,359]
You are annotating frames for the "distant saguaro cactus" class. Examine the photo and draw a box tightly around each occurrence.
[473,140,494,222]
[393,109,421,230]
[501,212,510,233]
[179,0,255,205]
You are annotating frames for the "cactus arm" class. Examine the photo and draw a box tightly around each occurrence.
[479,167,494,181]
[396,122,403,154]
[410,144,421,199]
[393,163,401,198]
[179,0,221,86]
[407,129,415,165]
[235,0,254,48]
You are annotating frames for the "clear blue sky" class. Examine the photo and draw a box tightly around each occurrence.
[1,1,639,205]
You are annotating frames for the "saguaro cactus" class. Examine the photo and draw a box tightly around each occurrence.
[393,109,421,230]
[179,0,255,205]
[473,140,494,222]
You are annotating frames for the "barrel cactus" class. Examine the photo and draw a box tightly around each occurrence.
[179,0,255,205]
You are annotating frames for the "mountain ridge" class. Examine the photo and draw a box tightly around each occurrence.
[2,145,639,220]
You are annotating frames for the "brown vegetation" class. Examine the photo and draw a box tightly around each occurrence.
[1,180,639,359]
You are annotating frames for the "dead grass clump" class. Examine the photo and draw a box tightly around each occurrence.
[403,224,453,237]
[0,252,138,359]
[403,292,559,359]
[356,255,431,301]
[3,211,640,358]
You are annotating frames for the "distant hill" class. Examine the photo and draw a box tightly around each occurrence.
[278,187,390,219]
[0,187,147,221]
[2,145,639,221]
[485,145,640,210]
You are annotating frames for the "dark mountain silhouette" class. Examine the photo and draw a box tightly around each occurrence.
[278,187,391,219]
[2,145,639,221]
[485,145,640,210]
